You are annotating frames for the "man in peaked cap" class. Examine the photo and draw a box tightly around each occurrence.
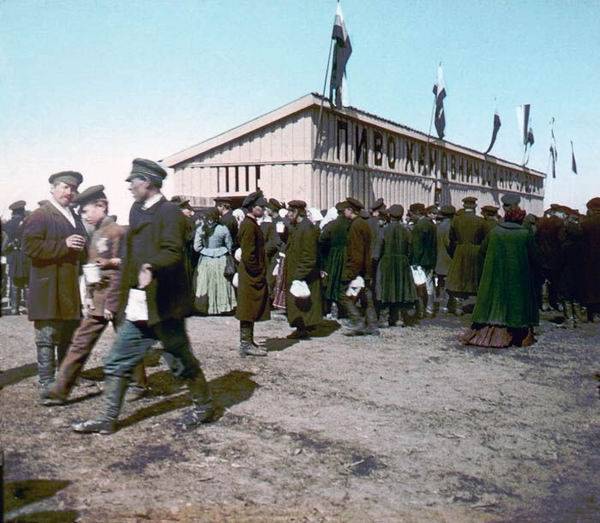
[44,185,147,405]
[214,196,239,250]
[171,196,199,274]
[5,200,30,315]
[367,198,387,318]
[339,197,379,336]
[435,205,455,313]
[446,196,487,315]
[236,190,270,356]
[284,200,322,339]
[73,159,215,434]
[22,171,87,399]
[410,202,437,317]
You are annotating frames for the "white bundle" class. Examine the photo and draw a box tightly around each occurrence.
[345,276,365,297]
[307,207,324,223]
[125,289,149,322]
[276,221,286,233]
[278,208,288,219]
[411,266,427,286]
[232,273,239,288]
[290,280,311,299]
[234,248,242,262]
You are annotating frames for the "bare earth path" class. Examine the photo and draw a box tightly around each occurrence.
[1,312,599,522]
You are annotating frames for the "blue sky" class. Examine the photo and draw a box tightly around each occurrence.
[1,0,599,220]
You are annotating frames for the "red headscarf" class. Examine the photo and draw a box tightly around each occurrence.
[504,207,526,224]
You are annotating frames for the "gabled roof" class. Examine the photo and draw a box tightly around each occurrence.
[162,93,546,178]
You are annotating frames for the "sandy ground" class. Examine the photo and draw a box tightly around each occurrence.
[1,310,599,522]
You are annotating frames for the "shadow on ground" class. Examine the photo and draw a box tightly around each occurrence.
[3,479,78,522]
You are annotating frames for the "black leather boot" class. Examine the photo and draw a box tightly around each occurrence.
[179,369,216,429]
[72,375,128,434]
[239,321,267,357]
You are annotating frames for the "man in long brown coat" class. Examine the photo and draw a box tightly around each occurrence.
[43,185,147,404]
[284,200,322,339]
[446,196,486,315]
[581,197,600,320]
[22,171,87,398]
[339,197,379,336]
[236,190,270,356]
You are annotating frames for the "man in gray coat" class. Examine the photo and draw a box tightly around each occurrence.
[435,205,455,313]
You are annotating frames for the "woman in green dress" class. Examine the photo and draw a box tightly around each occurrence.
[462,207,539,347]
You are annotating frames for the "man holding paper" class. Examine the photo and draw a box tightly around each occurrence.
[73,158,215,434]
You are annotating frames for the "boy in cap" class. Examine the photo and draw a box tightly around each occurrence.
[284,200,322,339]
[22,171,88,399]
[4,200,30,314]
[339,198,379,336]
[236,190,271,355]
[73,159,215,434]
[43,185,147,405]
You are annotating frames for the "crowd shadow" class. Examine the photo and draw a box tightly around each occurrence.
[0,363,37,389]
[3,478,77,522]
[119,369,258,430]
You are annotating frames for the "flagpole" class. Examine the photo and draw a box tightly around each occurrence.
[424,62,439,178]
[314,38,335,158]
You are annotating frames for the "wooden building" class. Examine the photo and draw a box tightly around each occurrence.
[163,93,545,214]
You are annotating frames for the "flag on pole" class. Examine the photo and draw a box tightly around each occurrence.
[516,104,532,145]
[329,1,352,108]
[549,117,558,178]
[484,111,501,154]
[571,141,578,174]
[432,64,446,139]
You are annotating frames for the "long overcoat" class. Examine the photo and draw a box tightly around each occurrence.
[22,202,87,320]
[285,218,322,328]
[580,213,600,306]
[374,221,417,305]
[4,213,30,282]
[471,222,539,328]
[236,215,270,322]
[319,215,350,301]
[434,217,452,276]
[446,212,486,295]
[118,198,192,326]
[411,217,437,271]
[342,217,373,283]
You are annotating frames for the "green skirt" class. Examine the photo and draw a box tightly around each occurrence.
[195,255,237,315]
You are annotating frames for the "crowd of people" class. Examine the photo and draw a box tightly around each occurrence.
[1,157,599,435]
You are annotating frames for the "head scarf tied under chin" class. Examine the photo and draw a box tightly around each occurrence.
[504,207,526,224]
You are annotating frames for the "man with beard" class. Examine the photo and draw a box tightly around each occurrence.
[284,200,322,339]
[236,190,270,356]
[72,159,215,434]
[23,172,87,400]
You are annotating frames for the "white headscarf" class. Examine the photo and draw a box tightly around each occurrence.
[232,208,245,225]
[320,207,338,230]
[307,207,324,224]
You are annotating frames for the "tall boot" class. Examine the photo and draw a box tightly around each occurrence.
[72,375,128,434]
[239,321,266,357]
[568,302,577,329]
[440,288,450,314]
[378,307,390,328]
[127,362,149,402]
[179,369,216,429]
[36,344,56,391]
[454,297,464,316]
[341,294,366,336]
[363,288,380,336]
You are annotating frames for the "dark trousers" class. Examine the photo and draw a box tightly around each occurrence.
[104,318,201,381]
[54,315,147,397]
[33,319,80,386]
[339,284,378,331]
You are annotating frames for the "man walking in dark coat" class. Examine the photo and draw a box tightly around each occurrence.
[435,205,455,313]
[580,197,600,320]
[23,172,87,398]
[236,190,270,356]
[409,203,437,317]
[339,198,379,336]
[4,200,31,314]
[284,200,322,339]
[73,159,215,434]
[535,204,566,311]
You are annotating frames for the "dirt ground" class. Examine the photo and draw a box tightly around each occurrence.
[1,310,599,522]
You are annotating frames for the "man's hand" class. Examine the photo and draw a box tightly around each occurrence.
[104,309,114,321]
[66,234,86,250]
[138,263,153,289]
[320,271,328,279]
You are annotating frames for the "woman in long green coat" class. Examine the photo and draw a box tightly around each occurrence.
[462,207,539,348]
[374,204,418,326]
